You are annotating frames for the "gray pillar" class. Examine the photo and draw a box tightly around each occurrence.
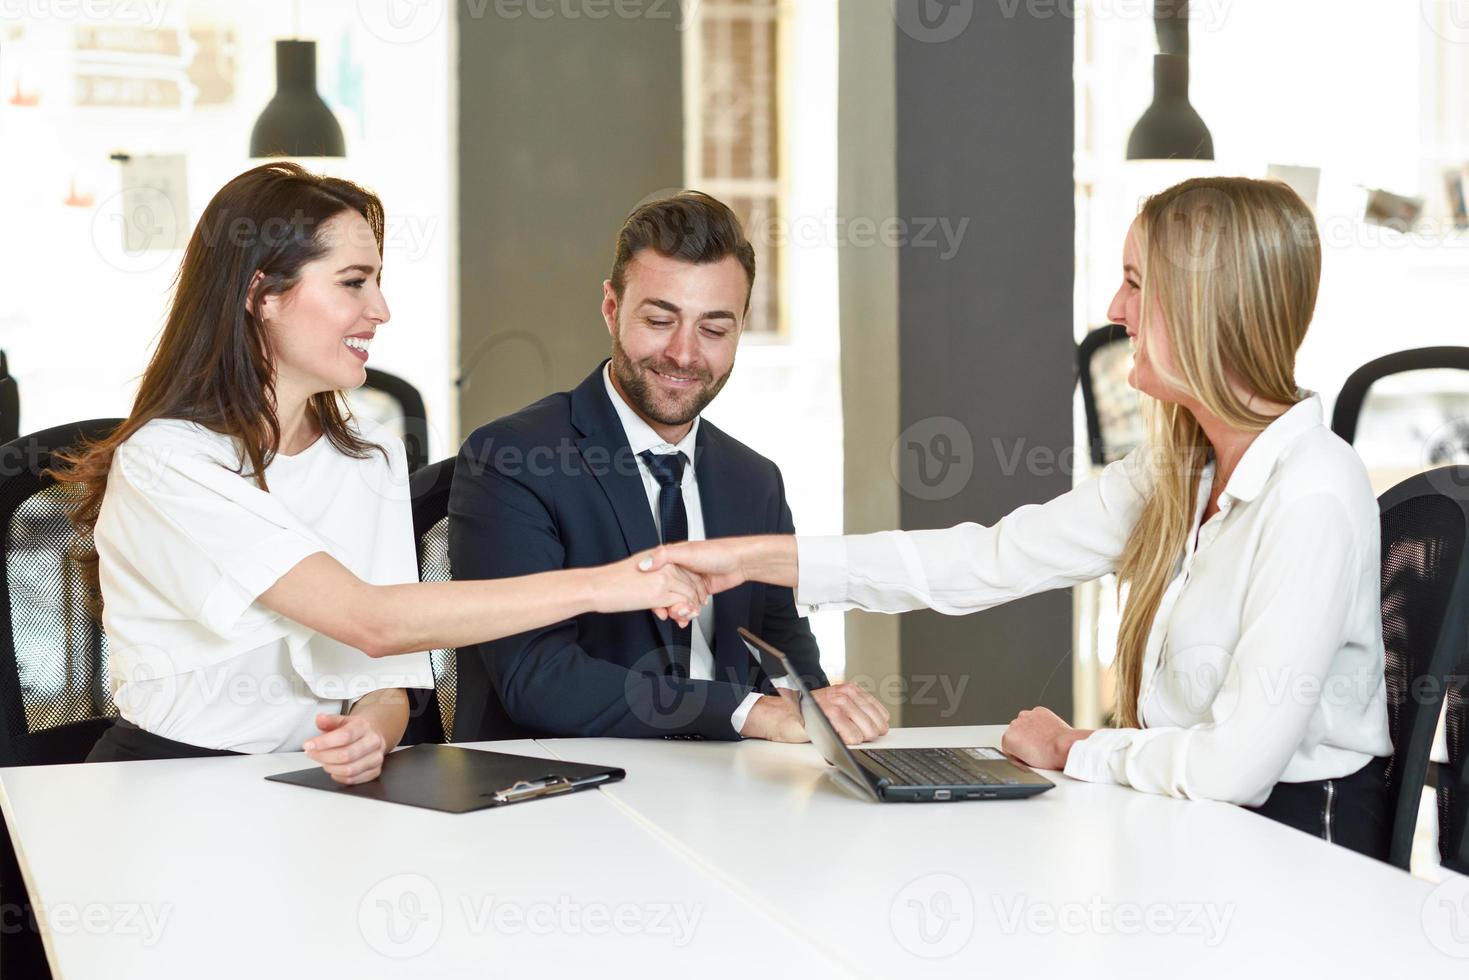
[456,4,684,429]
[837,1,903,717]
[841,2,1075,726]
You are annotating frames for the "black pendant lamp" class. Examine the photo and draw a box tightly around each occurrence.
[249,39,345,158]
[1126,0,1213,161]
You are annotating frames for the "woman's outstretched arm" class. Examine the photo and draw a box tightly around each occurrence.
[258,549,708,659]
[652,450,1151,617]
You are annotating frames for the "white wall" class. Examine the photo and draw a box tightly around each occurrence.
[0,0,456,454]
[698,0,846,677]
[1079,0,1468,422]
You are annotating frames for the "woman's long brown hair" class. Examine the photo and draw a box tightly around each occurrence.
[51,162,389,607]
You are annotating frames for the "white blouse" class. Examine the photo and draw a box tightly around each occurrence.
[795,394,1393,806]
[94,418,434,753]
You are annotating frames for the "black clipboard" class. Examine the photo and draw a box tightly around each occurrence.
[265,744,625,813]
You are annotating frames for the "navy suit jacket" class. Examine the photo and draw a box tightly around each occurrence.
[448,362,828,741]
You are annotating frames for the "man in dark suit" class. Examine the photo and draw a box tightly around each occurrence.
[449,191,889,742]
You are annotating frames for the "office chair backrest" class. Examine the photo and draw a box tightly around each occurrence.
[1078,324,1144,467]
[346,368,430,474]
[404,455,457,744]
[0,419,123,766]
[1377,466,1469,871]
[0,352,18,446]
[1332,347,1469,460]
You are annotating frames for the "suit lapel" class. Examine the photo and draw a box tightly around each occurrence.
[570,363,672,649]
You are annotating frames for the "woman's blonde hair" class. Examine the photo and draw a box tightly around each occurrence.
[1113,176,1321,727]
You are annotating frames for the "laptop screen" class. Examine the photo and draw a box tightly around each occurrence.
[737,628,879,797]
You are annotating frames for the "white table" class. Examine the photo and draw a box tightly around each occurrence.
[0,727,1462,978]
[539,726,1458,977]
[0,739,838,979]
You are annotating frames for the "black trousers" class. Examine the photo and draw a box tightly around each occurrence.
[86,718,242,762]
[1245,755,1391,861]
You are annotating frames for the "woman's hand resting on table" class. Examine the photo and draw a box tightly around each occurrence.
[1000,706,1093,771]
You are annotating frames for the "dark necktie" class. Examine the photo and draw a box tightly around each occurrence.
[640,450,691,675]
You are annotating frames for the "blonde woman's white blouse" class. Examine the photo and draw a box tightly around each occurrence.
[795,394,1392,806]
[93,418,434,753]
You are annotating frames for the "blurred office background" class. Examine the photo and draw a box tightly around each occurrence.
[4,2,1469,871]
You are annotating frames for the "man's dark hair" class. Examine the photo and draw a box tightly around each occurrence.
[610,191,756,312]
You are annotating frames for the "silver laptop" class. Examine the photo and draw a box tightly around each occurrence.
[739,628,1054,802]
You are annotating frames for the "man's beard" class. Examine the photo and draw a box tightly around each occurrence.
[610,331,732,428]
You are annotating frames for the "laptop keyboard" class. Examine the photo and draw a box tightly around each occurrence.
[861,748,1015,786]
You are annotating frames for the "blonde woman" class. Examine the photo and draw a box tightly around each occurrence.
[651,177,1393,860]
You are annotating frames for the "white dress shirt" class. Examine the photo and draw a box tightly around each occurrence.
[603,367,779,734]
[94,418,434,753]
[795,394,1392,806]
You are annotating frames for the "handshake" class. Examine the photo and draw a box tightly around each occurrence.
[590,534,890,746]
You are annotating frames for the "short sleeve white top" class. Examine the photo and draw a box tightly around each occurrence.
[93,417,434,753]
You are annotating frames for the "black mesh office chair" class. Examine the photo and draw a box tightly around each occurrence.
[1077,324,1143,467]
[346,368,430,474]
[1377,466,1469,871]
[402,455,457,745]
[0,418,122,980]
[1332,346,1469,453]
[0,419,124,766]
[0,353,18,445]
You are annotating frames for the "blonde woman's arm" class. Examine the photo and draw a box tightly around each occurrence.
[657,449,1153,617]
